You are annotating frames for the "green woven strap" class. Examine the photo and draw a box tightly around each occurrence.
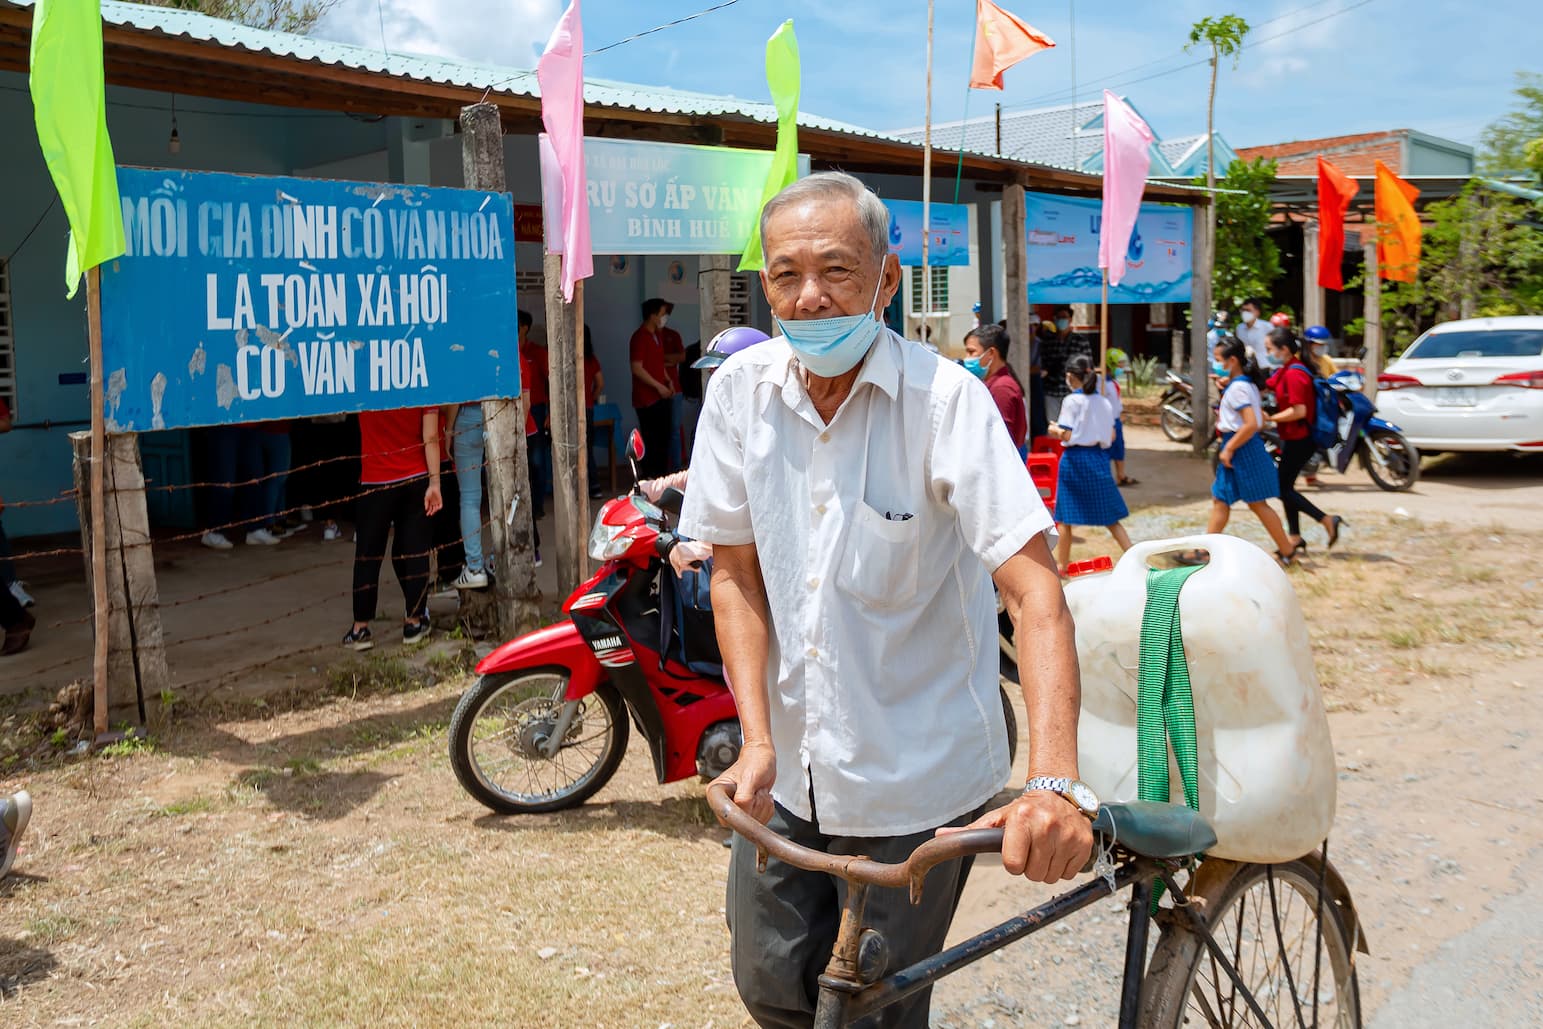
[1137,566,1203,812]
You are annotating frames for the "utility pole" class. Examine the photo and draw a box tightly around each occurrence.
[461,101,541,636]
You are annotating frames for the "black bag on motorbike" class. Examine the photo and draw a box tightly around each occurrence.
[658,558,723,679]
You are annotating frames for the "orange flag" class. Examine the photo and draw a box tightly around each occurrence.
[1315,156,1359,291]
[1374,159,1421,283]
[970,0,1055,90]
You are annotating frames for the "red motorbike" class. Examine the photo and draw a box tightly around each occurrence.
[450,432,1018,814]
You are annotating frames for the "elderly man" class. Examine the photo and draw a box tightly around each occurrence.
[679,172,1093,1028]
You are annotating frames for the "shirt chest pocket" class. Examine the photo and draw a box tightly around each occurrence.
[837,502,920,610]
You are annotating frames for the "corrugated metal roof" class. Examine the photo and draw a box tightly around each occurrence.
[893,98,1180,178]
[3,0,897,144]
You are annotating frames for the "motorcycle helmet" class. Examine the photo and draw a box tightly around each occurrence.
[1270,312,1293,328]
[1304,325,1332,343]
[693,326,771,369]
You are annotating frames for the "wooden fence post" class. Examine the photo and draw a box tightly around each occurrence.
[69,431,169,723]
[1363,231,1382,404]
[1002,181,1032,387]
[1190,201,1215,454]
[544,252,582,591]
[461,101,541,636]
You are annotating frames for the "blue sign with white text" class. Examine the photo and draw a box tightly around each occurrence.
[99,168,519,431]
[882,199,970,266]
[1022,192,1193,304]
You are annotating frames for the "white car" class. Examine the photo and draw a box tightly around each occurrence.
[1377,316,1543,453]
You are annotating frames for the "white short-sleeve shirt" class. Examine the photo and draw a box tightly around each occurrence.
[679,330,1055,836]
[1056,390,1117,448]
[1098,377,1123,420]
[1218,377,1264,433]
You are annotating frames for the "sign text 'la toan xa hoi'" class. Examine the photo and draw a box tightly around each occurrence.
[99,168,519,432]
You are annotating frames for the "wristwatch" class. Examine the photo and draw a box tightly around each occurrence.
[1023,776,1100,819]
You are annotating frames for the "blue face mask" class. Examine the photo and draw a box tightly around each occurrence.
[962,356,987,379]
[1211,361,1229,377]
[774,273,886,378]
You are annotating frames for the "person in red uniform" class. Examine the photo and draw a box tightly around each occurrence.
[345,407,443,651]
[1264,327,1344,552]
[629,298,674,478]
[517,310,551,520]
[963,324,1029,457]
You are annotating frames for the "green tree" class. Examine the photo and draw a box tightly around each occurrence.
[1185,15,1250,265]
[1350,184,1543,356]
[133,0,337,34]
[1193,156,1281,307]
[1478,71,1543,177]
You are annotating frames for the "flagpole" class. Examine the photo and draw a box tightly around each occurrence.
[921,0,934,339]
[87,266,110,738]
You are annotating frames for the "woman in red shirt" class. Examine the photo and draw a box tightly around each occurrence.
[1265,329,1344,552]
[346,407,443,650]
[962,324,1028,455]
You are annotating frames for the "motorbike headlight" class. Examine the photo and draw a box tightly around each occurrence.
[586,497,663,561]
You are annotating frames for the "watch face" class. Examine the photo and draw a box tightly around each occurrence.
[1068,781,1099,812]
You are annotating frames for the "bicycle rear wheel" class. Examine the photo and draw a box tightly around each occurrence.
[1142,856,1362,1028]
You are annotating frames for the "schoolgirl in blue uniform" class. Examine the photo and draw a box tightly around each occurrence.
[1049,356,1133,572]
[1207,337,1300,565]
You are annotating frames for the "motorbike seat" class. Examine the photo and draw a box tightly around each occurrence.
[1092,801,1216,859]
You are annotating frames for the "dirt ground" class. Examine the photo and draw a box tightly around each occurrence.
[3,426,1542,1027]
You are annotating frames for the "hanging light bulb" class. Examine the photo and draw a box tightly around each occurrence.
[168,94,181,155]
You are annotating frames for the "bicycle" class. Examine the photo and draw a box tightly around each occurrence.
[706,782,1367,1028]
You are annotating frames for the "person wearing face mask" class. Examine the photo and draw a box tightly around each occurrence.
[963,324,1028,458]
[681,172,1091,1028]
[630,298,676,478]
[1040,305,1088,424]
[1235,297,1271,367]
[1209,337,1299,565]
[1264,328,1345,552]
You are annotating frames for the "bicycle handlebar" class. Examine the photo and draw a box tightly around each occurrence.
[706,781,1008,904]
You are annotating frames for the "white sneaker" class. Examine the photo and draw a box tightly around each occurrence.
[201,531,234,550]
[8,581,35,608]
[245,528,281,546]
[454,568,489,590]
[322,522,341,541]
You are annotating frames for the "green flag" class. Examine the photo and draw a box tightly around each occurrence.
[737,20,800,272]
[30,0,126,299]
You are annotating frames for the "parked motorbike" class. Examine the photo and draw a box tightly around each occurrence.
[1159,369,1197,443]
[1304,371,1421,492]
[450,431,1020,815]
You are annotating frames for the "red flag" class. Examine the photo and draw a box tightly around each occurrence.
[1375,160,1421,284]
[970,0,1055,90]
[1315,156,1359,291]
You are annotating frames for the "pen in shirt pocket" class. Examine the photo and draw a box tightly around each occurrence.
[885,511,915,521]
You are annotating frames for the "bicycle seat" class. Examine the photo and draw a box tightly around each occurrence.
[1093,802,1216,859]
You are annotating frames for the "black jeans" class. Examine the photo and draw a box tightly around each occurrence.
[1277,436,1327,537]
[352,475,433,624]
[634,399,673,478]
[431,460,464,583]
[0,569,24,630]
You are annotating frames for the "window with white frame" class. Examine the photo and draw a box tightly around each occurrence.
[0,259,15,418]
[908,266,949,314]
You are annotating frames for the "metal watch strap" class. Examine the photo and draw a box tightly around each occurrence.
[1023,775,1071,795]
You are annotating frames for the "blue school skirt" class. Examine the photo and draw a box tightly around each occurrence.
[1054,445,1129,526]
[1212,433,1278,505]
[1110,419,1126,462]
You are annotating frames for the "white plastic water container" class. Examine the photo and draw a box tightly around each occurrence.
[1064,534,1337,863]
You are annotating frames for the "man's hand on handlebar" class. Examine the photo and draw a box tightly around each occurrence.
[938,790,1093,883]
[710,740,777,825]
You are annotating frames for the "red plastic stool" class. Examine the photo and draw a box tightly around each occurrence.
[1031,435,1064,456]
[1025,452,1059,509]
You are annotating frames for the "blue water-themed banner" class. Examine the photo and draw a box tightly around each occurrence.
[98,168,519,431]
[1022,192,1193,304]
[541,137,812,256]
[882,199,970,266]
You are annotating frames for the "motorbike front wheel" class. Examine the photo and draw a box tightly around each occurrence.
[1159,397,1194,443]
[449,669,629,814]
[1360,429,1421,492]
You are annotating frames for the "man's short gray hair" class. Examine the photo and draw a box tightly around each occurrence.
[758,171,890,265]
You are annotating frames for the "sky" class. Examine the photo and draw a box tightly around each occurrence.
[315,0,1541,152]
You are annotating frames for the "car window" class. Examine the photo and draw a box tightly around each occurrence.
[1403,329,1543,360]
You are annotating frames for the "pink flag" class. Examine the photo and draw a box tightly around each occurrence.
[537,0,592,301]
[1097,90,1154,287]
